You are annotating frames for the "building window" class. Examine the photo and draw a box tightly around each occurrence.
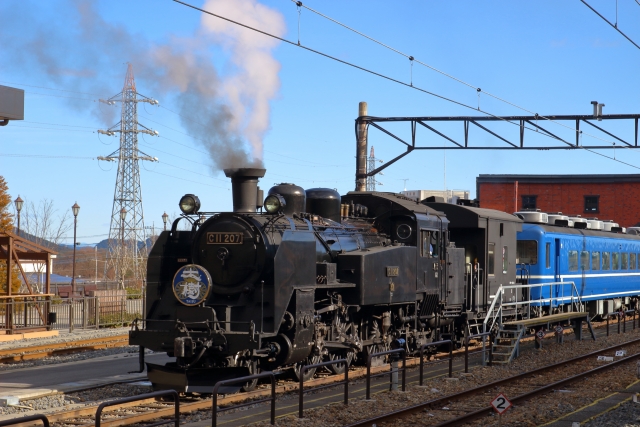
[584,195,599,213]
[521,195,537,210]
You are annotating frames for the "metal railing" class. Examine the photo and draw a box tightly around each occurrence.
[96,390,179,427]
[212,372,277,427]
[51,294,142,332]
[299,359,349,418]
[0,414,50,427]
[483,281,583,338]
[466,332,492,370]
[0,297,51,333]
[605,309,638,336]
[418,340,453,386]
[365,348,406,400]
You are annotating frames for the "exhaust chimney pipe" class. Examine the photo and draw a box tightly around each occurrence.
[355,102,368,192]
[224,168,266,213]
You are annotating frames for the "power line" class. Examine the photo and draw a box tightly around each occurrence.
[173,1,630,153]
[0,81,99,97]
[579,0,640,50]
[289,1,636,151]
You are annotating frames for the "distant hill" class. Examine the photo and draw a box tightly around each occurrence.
[12,227,66,252]
[96,237,156,252]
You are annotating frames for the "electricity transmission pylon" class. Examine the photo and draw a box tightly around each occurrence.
[366,146,383,191]
[98,64,159,288]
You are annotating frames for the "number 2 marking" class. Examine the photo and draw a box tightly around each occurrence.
[495,397,506,409]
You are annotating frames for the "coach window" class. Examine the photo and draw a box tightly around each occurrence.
[592,252,601,270]
[622,253,629,270]
[488,243,495,275]
[603,252,611,270]
[584,196,599,213]
[568,251,579,271]
[517,240,537,264]
[612,252,620,270]
[546,242,551,269]
[580,251,590,270]
[522,195,537,210]
[632,253,637,270]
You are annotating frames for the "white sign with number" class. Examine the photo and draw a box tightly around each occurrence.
[616,350,627,357]
[491,393,512,415]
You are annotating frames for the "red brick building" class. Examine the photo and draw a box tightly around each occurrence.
[477,175,640,227]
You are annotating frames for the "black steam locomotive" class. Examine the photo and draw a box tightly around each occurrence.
[130,167,520,392]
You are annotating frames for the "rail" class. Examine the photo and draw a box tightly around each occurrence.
[212,372,276,427]
[482,281,582,341]
[298,359,348,418]
[0,415,50,427]
[365,348,406,400]
[418,340,452,386]
[96,390,179,427]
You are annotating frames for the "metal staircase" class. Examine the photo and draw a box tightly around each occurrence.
[491,324,524,364]
[482,280,583,365]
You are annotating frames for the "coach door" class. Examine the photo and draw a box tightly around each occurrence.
[554,238,561,283]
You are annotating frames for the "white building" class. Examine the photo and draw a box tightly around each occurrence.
[401,189,470,204]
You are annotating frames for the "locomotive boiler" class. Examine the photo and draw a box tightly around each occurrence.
[130,167,469,392]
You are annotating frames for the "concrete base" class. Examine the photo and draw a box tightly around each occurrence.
[0,330,58,342]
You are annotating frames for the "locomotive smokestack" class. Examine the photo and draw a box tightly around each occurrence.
[356,101,368,192]
[224,168,266,213]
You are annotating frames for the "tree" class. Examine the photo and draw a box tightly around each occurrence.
[0,176,13,232]
[0,176,22,295]
[20,199,71,292]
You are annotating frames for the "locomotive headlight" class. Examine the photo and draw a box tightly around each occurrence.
[179,194,201,215]
[264,194,286,214]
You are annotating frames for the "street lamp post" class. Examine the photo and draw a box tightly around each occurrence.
[71,202,80,294]
[162,212,169,231]
[14,196,23,237]
[120,208,127,289]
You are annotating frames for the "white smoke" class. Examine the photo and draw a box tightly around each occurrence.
[0,0,286,171]
[200,0,285,161]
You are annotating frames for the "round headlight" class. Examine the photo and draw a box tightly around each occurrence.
[179,194,201,215]
[264,194,286,214]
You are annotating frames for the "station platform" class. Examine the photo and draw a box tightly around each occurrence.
[493,312,596,364]
[504,311,596,340]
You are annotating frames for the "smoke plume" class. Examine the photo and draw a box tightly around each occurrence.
[0,0,285,171]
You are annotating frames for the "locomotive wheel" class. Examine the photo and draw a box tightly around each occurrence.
[325,351,354,375]
[364,344,389,368]
[291,355,322,382]
[240,359,259,392]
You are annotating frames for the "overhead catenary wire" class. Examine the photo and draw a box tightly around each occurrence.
[174,0,640,173]
[579,0,640,50]
[287,0,630,147]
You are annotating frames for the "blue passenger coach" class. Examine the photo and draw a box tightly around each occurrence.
[516,212,640,317]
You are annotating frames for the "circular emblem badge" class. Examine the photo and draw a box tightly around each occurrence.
[172,264,212,306]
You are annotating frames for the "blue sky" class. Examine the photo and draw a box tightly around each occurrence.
[1,0,639,244]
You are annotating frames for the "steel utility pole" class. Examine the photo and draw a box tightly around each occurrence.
[98,64,159,288]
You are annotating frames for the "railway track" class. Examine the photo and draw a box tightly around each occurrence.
[5,346,482,427]
[0,335,130,363]
[346,337,640,426]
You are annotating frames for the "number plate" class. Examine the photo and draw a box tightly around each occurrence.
[207,232,244,245]
[386,266,399,277]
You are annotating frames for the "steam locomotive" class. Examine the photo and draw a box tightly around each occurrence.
[129,167,522,392]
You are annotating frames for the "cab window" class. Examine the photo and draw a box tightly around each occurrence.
[488,243,495,275]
